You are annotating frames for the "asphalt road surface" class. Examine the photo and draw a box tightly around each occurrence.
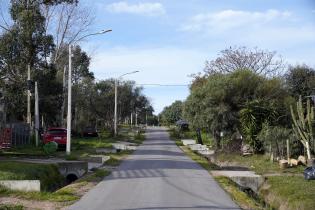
[68,127,240,210]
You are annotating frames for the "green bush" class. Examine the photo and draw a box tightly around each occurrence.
[43,141,58,155]
[258,124,298,158]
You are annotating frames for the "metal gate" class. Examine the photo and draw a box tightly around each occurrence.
[0,123,31,149]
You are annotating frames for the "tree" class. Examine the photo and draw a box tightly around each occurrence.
[41,1,93,63]
[204,46,284,76]
[285,65,315,99]
[0,0,77,123]
[240,99,276,153]
[184,69,291,151]
[0,0,55,121]
[160,100,183,125]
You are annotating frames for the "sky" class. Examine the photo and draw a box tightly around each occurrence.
[3,0,315,114]
[77,0,315,114]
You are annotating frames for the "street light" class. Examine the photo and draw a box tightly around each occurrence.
[114,71,139,136]
[66,29,112,154]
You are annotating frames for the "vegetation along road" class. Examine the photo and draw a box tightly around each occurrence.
[69,127,240,210]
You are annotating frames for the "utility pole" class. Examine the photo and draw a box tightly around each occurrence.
[114,71,139,136]
[27,65,31,125]
[114,79,118,136]
[34,82,39,147]
[66,45,72,154]
[130,112,133,126]
[61,66,66,127]
[135,111,138,126]
[66,29,112,154]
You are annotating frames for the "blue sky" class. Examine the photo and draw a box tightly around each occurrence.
[2,0,315,113]
[77,0,315,114]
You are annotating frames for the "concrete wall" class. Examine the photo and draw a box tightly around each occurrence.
[0,180,40,192]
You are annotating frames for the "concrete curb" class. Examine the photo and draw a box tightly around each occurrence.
[0,180,40,192]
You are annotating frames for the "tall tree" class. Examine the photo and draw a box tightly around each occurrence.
[184,69,291,151]
[0,0,77,122]
[204,46,284,76]
[285,65,315,99]
[160,100,183,125]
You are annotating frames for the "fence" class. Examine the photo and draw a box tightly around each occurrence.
[0,123,31,149]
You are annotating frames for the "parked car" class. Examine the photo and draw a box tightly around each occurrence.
[43,128,67,147]
[82,127,98,137]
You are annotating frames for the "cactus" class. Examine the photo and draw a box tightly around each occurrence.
[290,96,314,160]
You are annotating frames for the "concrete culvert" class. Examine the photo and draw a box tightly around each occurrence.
[66,174,78,184]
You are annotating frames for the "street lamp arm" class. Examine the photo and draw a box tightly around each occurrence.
[114,70,139,136]
[70,29,112,45]
[66,28,112,154]
[118,71,140,79]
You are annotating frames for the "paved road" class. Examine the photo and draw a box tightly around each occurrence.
[68,127,240,210]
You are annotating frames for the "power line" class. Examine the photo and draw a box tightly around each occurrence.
[136,83,190,87]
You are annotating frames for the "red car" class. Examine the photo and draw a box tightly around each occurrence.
[43,128,67,146]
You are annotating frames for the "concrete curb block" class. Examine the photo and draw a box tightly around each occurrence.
[95,148,117,154]
[112,143,138,151]
[0,180,40,192]
[189,144,209,151]
[181,139,196,146]
[83,155,110,164]
[211,170,264,193]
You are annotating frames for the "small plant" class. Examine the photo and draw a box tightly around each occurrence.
[42,142,58,155]
[258,124,293,160]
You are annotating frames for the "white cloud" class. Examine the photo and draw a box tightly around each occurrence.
[89,47,209,113]
[180,9,315,50]
[106,1,165,16]
[90,47,207,83]
[181,9,292,32]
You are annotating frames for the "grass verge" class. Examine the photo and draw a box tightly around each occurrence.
[214,153,305,175]
[215,176,268,210]
[0,204,24,210]
[260,176,315,210]
[0,184,78,202]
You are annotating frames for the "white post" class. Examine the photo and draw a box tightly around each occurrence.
[114,79,118,136]
[131,112,133,126]
[41,115,44,129]
[35,82,39,147]
[286,139,290,162]
[27,64,31,124]
[135,111,138,126]
[61,66,66,127]
[66,45,72,154]
[306,141,311,160]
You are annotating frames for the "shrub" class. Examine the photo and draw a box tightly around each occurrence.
[43,141,58,155]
